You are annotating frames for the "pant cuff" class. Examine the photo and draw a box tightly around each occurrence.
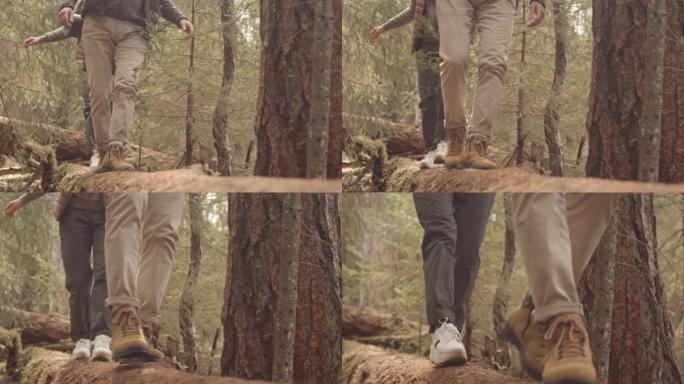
[92,330,112,337]
[533,303,584,323]
[106,296,139,309]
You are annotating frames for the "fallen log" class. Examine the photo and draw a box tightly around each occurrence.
[0,308,70,345]
[343,341,533,384]
[56,167,341,193]
[342,305,425,338]
[16,347,267,384]
[385,125,425,157]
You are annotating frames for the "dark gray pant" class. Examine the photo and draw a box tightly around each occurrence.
[413,193,495,331]
[416,42,445,149]
[59,206,111,341]
[79,63,96,155]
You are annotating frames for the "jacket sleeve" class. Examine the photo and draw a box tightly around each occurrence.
[159,0,187,26]
[381,5,414,31]
[59,0,75,10]
[18,192,45,205]
[531,0,545,7]
[39,26,71,43]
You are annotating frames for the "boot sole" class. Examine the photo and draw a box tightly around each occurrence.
[502,324,543,381]
[114,348,158,364]
[545,380,596,384]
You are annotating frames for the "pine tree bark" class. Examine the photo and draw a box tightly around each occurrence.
[271,194,302,383]
[586,0,684,182]
[579,195,681,384]
[306,0,333,179]
[221,194,341,383]
[543,0,568,176]
[493,194,515,368]
[179,193,203,372]
[254,0,342,179]
[515,1,528,167]
[213,0,236,176]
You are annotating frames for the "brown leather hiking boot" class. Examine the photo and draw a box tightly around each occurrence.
[451,135,497,170]
[141,322,165,360]
[443,126,465,169]
[111,306,150,361]
[503,307,547,381]
[542,313,596,384]
[96,144,135,173]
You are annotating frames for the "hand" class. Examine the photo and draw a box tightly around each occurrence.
[527,1,545,28]
[179,19,194,36]
[59,7,74,27]
[4,199,25,218]
[370,26,386,39]
[23,37,41,47]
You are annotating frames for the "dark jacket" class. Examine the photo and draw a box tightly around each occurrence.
[59,0,186,29]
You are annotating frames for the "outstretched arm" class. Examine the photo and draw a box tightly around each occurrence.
[527,0,545,28]
[370,0,416,39]
[4,193,44,217]
[159,0,194,34]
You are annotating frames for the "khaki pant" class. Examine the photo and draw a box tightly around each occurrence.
[82,16,147,153]
[105,193,184,325]
[512,194,620,322]
[437,0,516,139]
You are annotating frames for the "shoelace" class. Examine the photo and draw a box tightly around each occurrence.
[543,316,588,359]
[117,309,142,337]
[442,324,463,344]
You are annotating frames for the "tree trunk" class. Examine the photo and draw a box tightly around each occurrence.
[184,0,197,166]
[586,0,683,182]
[254,0,342,179]
[589,218,617,384]
[179,193,203,372]
[213,0,236,176]
[543,0,568,176]
[221,194,341,383]
[492,194,515,368]
[272,194,302,382]
[515,0,528,167]
[306,0,333,179]
[579,195,681,384]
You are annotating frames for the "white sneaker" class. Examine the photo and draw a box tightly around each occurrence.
[89,150,100,170]
[92,334,112,362]
[419,151,437,170]
[433,141,448,164]
[429,319,467,366]
[72,338,91,361]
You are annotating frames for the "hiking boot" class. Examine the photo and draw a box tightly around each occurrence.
[503,307,547,381]
[433,140,448,164]
[444,126,466,169]
[92,334,112,362]
[542,313,596,384]
[451,135,497,170]
[72,338,91,361]
[429,318,467,366]
[141,322,165,360]
[111,305,150,361]
[95,144,135,173]
[419,151,437,170]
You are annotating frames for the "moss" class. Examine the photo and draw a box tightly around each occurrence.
[19,348,68,384]
[385,157,420,192]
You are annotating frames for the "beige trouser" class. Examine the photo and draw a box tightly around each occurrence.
[105,193,184,324]
[512,194,620,322]
[82,16,147,153]
[437,0,516,139]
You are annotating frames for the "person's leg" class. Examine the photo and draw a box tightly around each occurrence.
[566,193,620,283]
[59,207,94,359]
[436,0,474,168]
[79,62,95,157]
[413,193,467,366]
[451,193,494,329]
[417,45,447,169]
[82,16,113,157]
[89,207,111,337]
[512,193,598,384]
[105,192,151,360]
[136,192,184,357]
[456,0,516,170]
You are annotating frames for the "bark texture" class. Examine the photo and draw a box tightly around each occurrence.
[213,0,236,176]
[492,194,516,368]
[179,193,203,372]
[586,0,684,182]
[221,194,342,383]
[254,0,342,179]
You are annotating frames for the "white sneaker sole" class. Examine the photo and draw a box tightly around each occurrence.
[92,348,112,362]
[429,346,467,366]
[72,351,90,361]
